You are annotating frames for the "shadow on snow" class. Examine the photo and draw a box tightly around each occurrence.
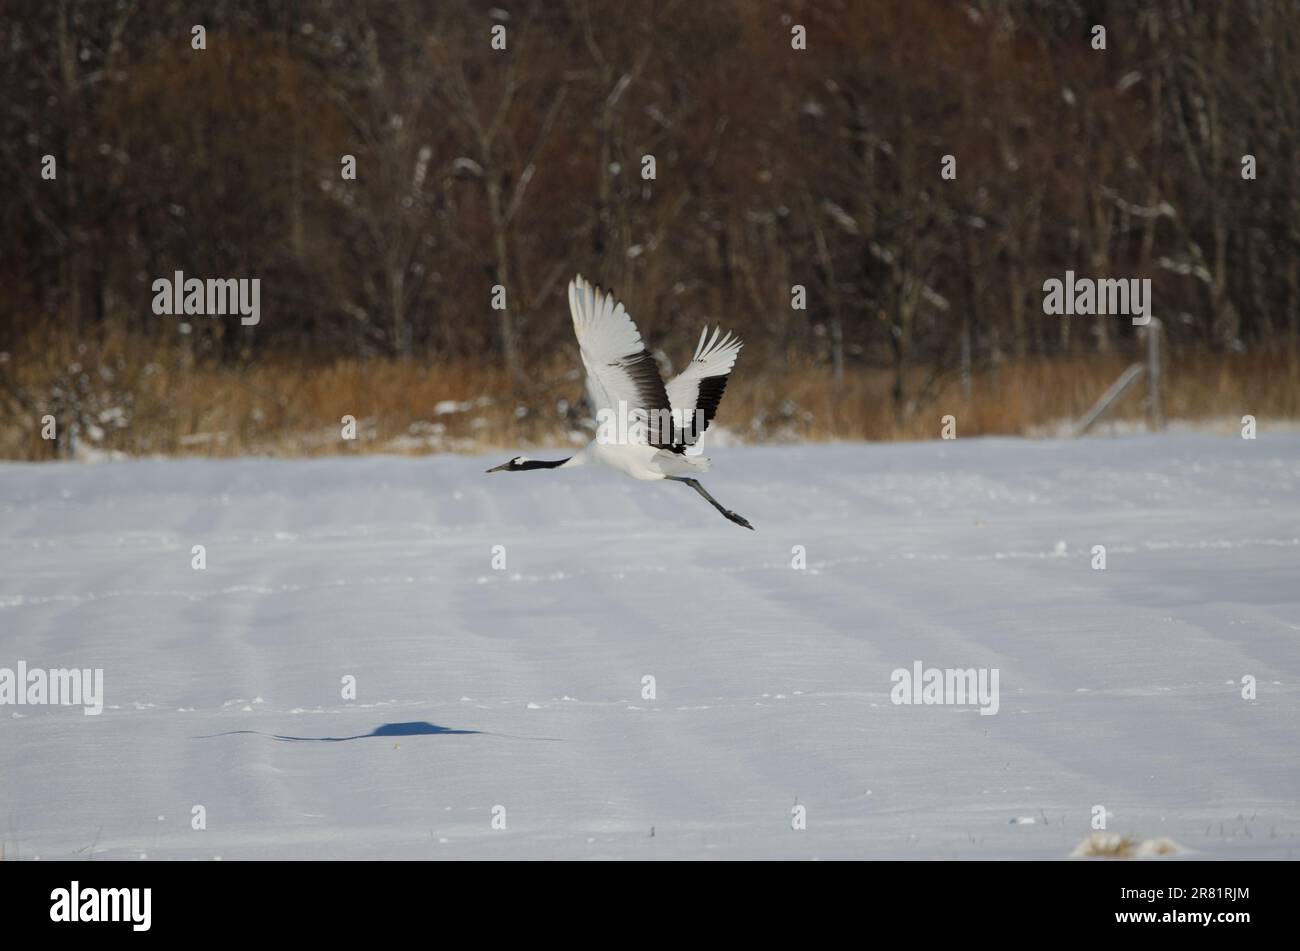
[195,720,483,742]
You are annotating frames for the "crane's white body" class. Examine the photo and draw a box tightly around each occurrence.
[561,439,707,481]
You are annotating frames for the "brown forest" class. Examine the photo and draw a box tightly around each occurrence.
[2,0,1298,458]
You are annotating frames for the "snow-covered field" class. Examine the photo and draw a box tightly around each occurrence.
[2,435,1297,859]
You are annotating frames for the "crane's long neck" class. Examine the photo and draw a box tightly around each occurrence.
[518,457,571,470]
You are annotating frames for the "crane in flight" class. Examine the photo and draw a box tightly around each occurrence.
[486,275,753,530]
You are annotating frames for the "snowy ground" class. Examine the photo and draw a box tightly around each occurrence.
[1,435,1298,859]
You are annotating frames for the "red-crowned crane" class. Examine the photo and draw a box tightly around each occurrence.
[486,275,753,530]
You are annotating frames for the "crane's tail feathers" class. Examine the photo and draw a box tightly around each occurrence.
[655,450,711,476]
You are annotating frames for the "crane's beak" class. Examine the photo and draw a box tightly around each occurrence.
[485,461,512,473]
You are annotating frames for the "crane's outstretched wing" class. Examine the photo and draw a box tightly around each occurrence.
[568,274,672,447]
[665,326,743,450]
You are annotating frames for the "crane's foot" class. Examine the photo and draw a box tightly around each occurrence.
[724,510,755,530]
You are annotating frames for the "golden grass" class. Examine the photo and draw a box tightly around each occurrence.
[1070,832,1182,858]
[2,325,1297,460]
[718,349,1299,442]
[1071,832,1140,858]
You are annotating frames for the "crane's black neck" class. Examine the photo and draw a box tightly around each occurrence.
[518,457,570,470]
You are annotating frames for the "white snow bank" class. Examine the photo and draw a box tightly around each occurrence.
[1,434,1297,858]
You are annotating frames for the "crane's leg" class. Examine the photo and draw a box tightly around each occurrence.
[668,477,754,530]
